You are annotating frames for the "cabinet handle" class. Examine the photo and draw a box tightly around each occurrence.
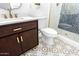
[20,36,23,42]
[17,37,20,43]
[13,28,22,31]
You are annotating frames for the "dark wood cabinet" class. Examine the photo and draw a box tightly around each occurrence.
[0,34,22,56]
[0,20,38,56]
[20,29,38,52]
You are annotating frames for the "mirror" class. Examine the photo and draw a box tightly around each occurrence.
[0,3,10,10]
[0,3,22,18]
[0,3,22,10]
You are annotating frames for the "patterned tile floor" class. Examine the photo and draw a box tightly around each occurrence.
[20,36,79,56]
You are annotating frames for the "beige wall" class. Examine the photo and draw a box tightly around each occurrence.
[49,3,79,43]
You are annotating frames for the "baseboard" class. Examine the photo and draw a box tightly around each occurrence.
[58,35,79,49]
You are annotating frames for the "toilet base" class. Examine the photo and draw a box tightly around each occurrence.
[43,36,55,47]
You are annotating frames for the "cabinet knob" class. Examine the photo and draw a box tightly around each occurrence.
[17,37,20,43]
[20,36,23,42]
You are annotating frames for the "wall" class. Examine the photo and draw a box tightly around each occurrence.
[49,3,79,43]
[12,3,50,18]
[0,3,50,18]
[13,3,50,29]
[49,3,62,29]
[0,3,50,28]
[61,3,79,14]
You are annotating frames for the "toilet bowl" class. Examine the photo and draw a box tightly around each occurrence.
[40,28,57,46]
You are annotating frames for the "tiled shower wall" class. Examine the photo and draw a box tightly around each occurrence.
[58,3,79,34]
[49,3,79,43]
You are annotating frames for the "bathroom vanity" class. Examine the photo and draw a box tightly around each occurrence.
[0,18,38,56]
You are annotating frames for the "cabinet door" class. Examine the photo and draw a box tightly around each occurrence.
[0,34,22,56]
[20,29,38,52]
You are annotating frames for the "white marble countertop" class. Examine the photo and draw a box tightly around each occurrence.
[0,16,47,26]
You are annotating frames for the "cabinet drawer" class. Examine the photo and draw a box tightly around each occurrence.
[0,20,38,38]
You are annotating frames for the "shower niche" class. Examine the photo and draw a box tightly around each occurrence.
[58,3,79,34]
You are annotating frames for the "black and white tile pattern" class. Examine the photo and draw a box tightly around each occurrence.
[21,37,79,56]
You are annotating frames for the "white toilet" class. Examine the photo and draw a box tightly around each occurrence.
[38,17,57,46]
[40,28,57,46]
